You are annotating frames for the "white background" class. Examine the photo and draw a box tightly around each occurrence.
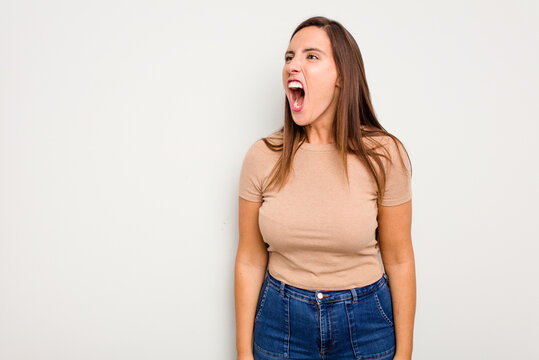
[1,1,538,359]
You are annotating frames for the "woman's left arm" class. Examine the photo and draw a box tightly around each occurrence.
[378,199,416,360]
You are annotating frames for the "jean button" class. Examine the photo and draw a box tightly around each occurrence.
[317,292,323,299]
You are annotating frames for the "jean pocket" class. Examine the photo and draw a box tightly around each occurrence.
[252,283,290,358]
[374,281,394,327]
[254,277,269,323]
[344,283,395,359]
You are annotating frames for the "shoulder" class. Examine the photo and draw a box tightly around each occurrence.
[379,135,411,175]
[246,130,283,155]
[361,131,411,172]
[362,131,406,156]
[263,129,284,148]
[242,130,282,165]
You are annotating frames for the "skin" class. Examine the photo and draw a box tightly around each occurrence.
[282,26,342,144]
[236,25,415,360]
[378,202,415,359]
[235,199,266,360]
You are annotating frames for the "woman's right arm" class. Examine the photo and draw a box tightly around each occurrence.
[235,197,269,360]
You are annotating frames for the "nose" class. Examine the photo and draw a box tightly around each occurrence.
[286,56,302,74]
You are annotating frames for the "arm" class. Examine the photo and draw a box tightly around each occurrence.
[235,197,269,359]
[378,199,416,360]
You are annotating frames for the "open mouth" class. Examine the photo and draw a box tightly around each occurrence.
[289,87,305,112]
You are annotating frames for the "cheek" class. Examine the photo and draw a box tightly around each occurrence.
[308,68,338,96]
[308,78,338,101]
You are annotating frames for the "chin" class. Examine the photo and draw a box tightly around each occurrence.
[292,117,313,127]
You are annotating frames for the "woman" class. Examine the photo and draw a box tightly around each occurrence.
[235,16,415,360]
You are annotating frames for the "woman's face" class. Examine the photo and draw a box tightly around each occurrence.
[282,26,341,127]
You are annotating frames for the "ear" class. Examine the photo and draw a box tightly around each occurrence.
[336,76,342,88]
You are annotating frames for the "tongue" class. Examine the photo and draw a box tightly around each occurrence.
[292,89,304,109]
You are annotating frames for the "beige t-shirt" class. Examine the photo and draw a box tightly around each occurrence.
[238,131,412,290]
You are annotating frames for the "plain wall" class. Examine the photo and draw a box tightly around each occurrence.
[1,1,538,359]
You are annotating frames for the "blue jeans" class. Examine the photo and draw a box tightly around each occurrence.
[252,270,396,360]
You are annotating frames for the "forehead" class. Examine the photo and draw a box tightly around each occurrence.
[287,26,332,52]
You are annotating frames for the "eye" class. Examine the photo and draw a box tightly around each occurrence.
[285,55,292,62]
[308,54,319,60]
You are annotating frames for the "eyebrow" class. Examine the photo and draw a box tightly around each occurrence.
[285,47,326,56]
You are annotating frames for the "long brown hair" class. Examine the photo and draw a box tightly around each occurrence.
[260,16,412,205]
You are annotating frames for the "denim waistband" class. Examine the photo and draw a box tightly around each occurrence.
[265,269,388,304]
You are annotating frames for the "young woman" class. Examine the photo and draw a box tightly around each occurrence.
[235,16,415,360]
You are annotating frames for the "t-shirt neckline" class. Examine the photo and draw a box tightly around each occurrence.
[298,141,338,152]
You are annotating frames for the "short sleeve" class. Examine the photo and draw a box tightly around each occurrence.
[378,138,412,206]
[238,140,265,202]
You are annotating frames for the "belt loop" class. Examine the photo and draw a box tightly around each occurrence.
[279,280,285,297]
[350,287,357,304]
